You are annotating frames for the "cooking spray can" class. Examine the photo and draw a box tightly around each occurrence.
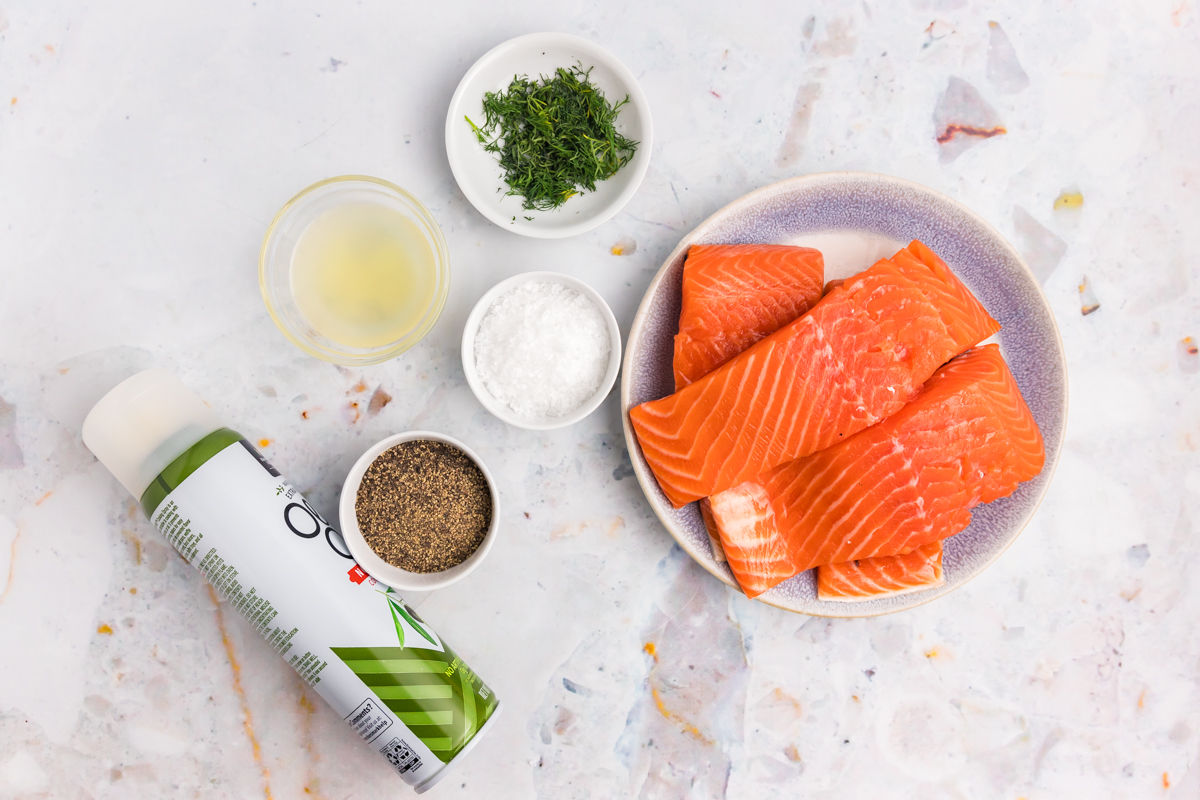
[82,369,500,794]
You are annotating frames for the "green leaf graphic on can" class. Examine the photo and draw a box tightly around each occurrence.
[386,596,406,648]
[332,643,498,763]
[384,590,439,648]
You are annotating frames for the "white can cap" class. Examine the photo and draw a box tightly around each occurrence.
[82,369,224,501]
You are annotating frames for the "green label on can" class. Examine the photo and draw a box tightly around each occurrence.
[333,637,498,764]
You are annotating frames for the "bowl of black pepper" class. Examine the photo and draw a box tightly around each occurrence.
[338,431,499,590]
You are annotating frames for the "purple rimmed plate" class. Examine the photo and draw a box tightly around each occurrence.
[620,172,1066,617]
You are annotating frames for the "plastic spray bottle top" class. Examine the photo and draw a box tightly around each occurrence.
[82,369,223,500]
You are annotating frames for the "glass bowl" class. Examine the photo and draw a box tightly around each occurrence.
[259,175,450,365]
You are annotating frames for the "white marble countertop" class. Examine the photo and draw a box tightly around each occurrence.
[1,2,1198,798]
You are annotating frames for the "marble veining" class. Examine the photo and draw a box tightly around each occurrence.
[0,1,1198,798]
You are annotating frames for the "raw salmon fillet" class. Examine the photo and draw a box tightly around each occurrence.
[630,240,1000,508]
[707,344,1044,596]
[700,489,792,598]
[816,542,944,602]
[673,245,824,390]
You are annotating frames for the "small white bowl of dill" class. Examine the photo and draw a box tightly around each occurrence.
[445,32,653,239]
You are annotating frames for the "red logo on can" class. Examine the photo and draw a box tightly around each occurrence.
[348,565,369,585]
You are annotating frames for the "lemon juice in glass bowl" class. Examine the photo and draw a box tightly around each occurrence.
[260,176,449,365]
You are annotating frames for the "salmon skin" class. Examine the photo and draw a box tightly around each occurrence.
[816,542,944,602]
[698,498,726,563]
[708,344,1044,595]
[630,240,1001,508]
[673,244,824,390]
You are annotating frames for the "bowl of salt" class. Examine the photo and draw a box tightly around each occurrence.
[462,272,622,430]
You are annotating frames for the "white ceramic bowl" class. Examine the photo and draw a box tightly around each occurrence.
[339,431,500,591]
[444,32,652,239]
[462,271,622,430]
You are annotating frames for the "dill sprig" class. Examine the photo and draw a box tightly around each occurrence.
[466,64,639,212]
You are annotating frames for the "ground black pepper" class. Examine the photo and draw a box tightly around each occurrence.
[355,440,493,573]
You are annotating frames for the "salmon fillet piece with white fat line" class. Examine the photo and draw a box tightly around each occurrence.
[705,344,1044,596]
[816,542,945,602]
[673,244,824,390]
[630,240,1001,508]
[699,487,791,598]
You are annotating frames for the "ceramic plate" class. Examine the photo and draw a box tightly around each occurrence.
[620,172,1067,617]
[445,32,652,239]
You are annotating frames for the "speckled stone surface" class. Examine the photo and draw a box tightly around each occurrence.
[1,2,1198,798]
[621,173,1067,616]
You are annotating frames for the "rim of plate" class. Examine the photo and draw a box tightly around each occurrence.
[444,32,653,239]
[620,171,1068,617]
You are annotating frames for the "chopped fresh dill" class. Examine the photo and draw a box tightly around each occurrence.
[466,64,639,211]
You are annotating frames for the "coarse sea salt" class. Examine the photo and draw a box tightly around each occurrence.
[474,281,611,418]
